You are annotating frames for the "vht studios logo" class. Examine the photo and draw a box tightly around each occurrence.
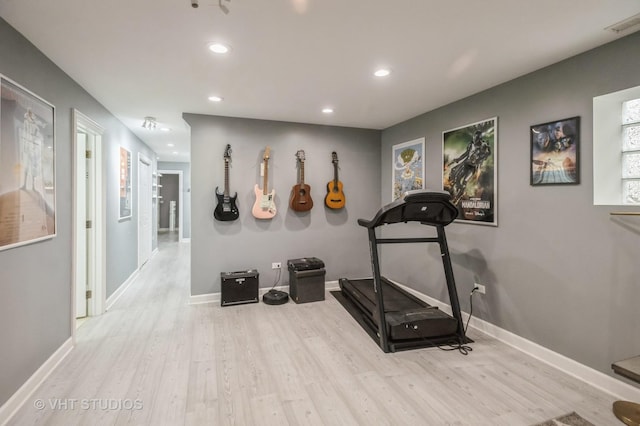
[34,398,143,411]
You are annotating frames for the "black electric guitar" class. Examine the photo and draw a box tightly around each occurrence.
[325,151,345,209]
[214,144,239,221]
[289,150,313,212]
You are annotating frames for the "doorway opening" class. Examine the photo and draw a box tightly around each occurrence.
[72,109,105,335]
[157,170,184,243]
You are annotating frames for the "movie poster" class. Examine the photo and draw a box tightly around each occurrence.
[0,75,56,251]
[442,117,497,226]
[530,116,580,186]
[392,138,424,201]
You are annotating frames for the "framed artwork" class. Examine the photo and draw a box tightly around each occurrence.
[530,116,580,186]
[392,137,425,201]
[119,146,132,219]
[442,117,497,226]
[0,75,56,251]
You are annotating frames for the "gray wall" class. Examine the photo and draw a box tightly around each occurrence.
[158,161,191,238]
[185,114,381,295]
[0,17,155,405]
[105,127,157,298]
[381,31,640,382]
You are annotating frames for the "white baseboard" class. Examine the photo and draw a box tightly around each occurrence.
[189,292,220,305]
[189,281,339,305]
[391,280,640,402]
[105,269,139,311]
[0,337,74,426]
[325,280,339,291]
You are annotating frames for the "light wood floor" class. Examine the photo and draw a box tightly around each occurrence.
[9,236,622,425]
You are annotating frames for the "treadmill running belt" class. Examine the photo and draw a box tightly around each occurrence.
[339,277,458,341]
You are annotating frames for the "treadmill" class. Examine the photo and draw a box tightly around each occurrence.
[337,190,470,353]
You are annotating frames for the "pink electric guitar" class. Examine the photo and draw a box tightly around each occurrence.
[252,146,277,219]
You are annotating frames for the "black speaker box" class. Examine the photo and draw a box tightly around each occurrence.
[288,258,325,304]
[220,269,259,306]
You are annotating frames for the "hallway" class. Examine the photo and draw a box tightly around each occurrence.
[10,236,191,425]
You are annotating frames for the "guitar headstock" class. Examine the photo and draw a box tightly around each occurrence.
[296,150,306,162]
[331,151,338,164]
[224,144,232,161]
[263,146,271,162]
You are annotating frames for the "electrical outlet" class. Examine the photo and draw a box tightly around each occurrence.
[271,262,281,269]
[474,283,486,294]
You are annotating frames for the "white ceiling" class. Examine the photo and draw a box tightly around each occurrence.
[1,0,639,163]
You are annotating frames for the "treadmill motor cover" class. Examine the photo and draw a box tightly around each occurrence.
[383,308,458,341]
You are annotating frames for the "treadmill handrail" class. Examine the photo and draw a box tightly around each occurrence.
[358,190,458,229]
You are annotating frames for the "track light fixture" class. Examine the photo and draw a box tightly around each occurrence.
[141,116,157,130]
[191,0,230,15]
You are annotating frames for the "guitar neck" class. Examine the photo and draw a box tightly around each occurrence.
[224,160,230,196]
[263,160,269,195]
[333,162,339,185]
[299,161,305,185]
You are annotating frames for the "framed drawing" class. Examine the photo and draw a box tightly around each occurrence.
[392,138,424,201]
[442,117,497,226]
[0,75,56,251]
[530,116,580,186]
[119,146,132,219]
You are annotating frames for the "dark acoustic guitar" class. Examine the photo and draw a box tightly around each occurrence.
[325,151,345,209]
[289,150,313,212]
[214,144,239,221]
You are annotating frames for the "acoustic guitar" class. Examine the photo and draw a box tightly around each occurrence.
[251,146,277,219]
[289,150,313,212]
[214,144,240,221]
[325,151,345,209]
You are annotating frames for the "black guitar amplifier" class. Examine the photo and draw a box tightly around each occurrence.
[288,258,325,304]
[221,269,259,306]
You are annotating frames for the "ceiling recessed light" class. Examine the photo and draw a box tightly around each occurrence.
[374,68,391,77]
[208,43,229,54]
[172,151,178,155]
[160,127,170,132]
[167,143,174,147]
[322,108,334,114]
[208,95,223,102]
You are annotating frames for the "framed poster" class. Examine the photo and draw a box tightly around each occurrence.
[530,116,580,186]
[392,138,424,201]
[0,75,56,251]
[442,117,497,226]
[119,146,132,219]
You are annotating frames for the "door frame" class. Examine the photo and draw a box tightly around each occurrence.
[157,169,184,242]
[71,109,105,337]
[138,153,153,268]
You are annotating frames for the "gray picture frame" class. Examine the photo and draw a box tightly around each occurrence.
[0,74,56,251]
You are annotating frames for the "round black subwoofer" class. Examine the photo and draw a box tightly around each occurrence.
[263,289,289,305]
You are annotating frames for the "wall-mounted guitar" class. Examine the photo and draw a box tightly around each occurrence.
[325,151,345,209]
[252,146,277,219]
[214,144,239,221]
[290,150,314,212]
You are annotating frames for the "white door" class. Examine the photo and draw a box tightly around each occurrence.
[73,109,105,324]
[75,132,96,318]
[138,155,153,267]
[75,132,88,318]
